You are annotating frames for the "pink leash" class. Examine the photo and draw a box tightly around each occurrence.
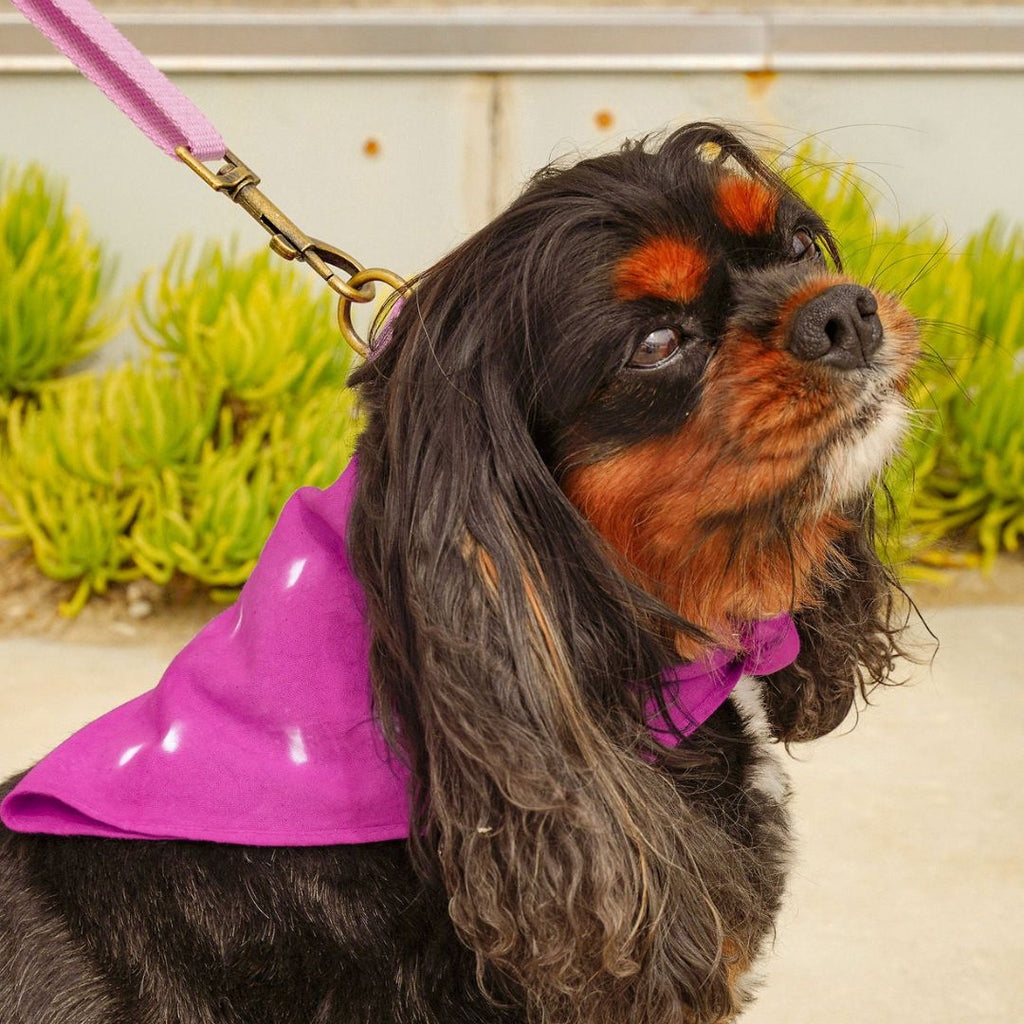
[9,0,225,160]
[9,0,405,358]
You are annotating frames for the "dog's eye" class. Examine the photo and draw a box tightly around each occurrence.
[792,228,822,261]
[629,327,681,368]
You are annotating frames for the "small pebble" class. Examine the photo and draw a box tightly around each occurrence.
[126,580,161,605]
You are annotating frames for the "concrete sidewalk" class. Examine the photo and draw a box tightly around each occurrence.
[1,605,1021,1021]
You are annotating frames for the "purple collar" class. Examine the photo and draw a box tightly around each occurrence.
[1,461,798,846]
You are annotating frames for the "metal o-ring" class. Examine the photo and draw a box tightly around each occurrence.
[333,276,377,304]
[337,268,409,358]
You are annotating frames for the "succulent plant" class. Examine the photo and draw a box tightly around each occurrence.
[0,164,117,394]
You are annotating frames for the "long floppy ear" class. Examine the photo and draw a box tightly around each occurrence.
[761,501,912,744]
[346,192,762,1023]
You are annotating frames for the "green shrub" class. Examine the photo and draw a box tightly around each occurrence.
[136,241,350,409]
[131,392,358,598]
[0,165,116,393]
[0,466,141,616]
[5,361,219,488]
[0,241,360,613]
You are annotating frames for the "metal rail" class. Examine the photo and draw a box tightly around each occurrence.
[2,8,1024,74]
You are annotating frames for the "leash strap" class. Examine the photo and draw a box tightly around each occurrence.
[10,0,406,356]
[10,0,224,160]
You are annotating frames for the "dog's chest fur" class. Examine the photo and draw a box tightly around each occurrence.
[0,679,788,1023]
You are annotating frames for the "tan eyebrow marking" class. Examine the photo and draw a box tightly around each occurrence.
[714,176,779,236]
[614,236,710,304]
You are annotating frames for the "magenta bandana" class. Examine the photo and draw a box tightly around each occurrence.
[1,461,799,846]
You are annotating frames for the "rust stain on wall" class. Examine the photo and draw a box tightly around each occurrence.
[744,70,777,101]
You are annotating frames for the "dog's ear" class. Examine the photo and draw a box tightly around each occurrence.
[762,503,911,743]
[347,205,758,1023]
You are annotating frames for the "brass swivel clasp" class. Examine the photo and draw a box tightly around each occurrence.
[175,146,406,357]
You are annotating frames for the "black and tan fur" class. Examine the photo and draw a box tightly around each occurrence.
[0,123,917,1024]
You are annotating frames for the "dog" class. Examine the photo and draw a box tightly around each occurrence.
[0,122,918,1023]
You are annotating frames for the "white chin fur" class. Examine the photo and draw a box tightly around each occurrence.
[823,395,907,503]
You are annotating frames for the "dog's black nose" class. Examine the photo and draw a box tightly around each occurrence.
[788,284,883,369]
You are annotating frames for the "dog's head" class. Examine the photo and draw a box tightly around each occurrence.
[349,123,918,1022]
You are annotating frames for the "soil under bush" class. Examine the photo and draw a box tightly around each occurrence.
[0,541,219,647]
